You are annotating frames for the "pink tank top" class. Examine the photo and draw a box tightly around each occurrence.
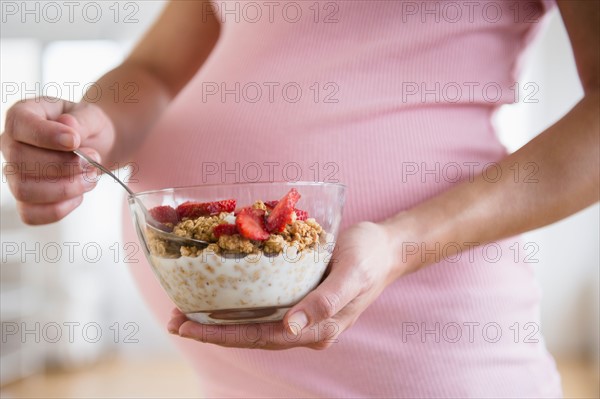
[123,1,562,396]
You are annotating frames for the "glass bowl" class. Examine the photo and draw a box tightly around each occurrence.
[128,182,346,324]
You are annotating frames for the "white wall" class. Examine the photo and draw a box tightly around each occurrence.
[0,2,174,372]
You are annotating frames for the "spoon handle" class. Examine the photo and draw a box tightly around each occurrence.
[73,149,136,197]
[73,150,209,248]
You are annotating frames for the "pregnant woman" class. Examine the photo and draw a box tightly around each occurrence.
[2,0,598,397]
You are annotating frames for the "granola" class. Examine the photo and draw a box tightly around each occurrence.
[172,213,229,242]
[145,188,326,258]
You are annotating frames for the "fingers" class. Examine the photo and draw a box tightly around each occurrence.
[55,103,113,145]
[2,138,101,178]
[167,309,188,334]
[169,313,348,350]
[6,173,98,204]
[283,259,362,335]
[166,226,395,350]
[3,135,100,223]
[16,196,84,225]
[4,99,110,152]
[3,141,100,200]
[6,103,80,151]
[0,98,109,225]
[167,258,364,349]
[166,249,368,350]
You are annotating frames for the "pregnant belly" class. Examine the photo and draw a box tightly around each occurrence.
[129,88,506,228]
[120,75,555,399]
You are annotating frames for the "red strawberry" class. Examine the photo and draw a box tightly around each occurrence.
[294,208,309,221]
[265,200,308,220]
[264,200,279,209]
[266,188,301,233]
[176,199,236,219]
[213,224,239,238]
[235,208,269,241]
[234,206,251,216]
[149,205,178,225]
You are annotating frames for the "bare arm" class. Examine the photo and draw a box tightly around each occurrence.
[0,0,220,224]
[85,0,221,165]
[384,0,600,273]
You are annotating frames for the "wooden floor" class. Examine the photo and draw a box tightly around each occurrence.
[1,355,598,398]
[555,357,600,399]
[0,355,203,399]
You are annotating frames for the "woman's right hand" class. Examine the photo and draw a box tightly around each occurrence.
[0,98,115,225]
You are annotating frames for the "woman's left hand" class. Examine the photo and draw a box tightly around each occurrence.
[167,220,407,350]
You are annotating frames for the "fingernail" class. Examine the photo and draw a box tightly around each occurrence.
[58,133,75,149]
[287,311,308,335]
[168,328,179,335]
[88,151,101,163]
[79,151,101,171]
[82,176,97,191]
[80,150,101,163]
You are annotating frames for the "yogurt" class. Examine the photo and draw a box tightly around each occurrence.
[149,244,332,324]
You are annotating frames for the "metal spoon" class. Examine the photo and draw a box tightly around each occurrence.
[73,149,209,248]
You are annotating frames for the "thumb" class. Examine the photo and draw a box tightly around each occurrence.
[55,103,110,146]
[283,261,360,335]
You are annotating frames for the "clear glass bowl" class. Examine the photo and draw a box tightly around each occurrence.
[128,182,346,324]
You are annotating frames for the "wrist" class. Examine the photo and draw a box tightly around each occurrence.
[379,212,424,277]
[380,208,455,275]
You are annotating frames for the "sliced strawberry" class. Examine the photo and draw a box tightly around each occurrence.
[265,200,308,221]
[149,205,178,225]
[265,188,301,233]
[213,223,239,238]
[234,206,250,216]
[176,199,236,219]
[234,203,269,216]
[294,208,309,221]
[235,208,269,241]
[264,200,279,209]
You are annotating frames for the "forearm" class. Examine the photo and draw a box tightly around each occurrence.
[81,62,172,166]
[79,0,221,166]
[384,90,600,273]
